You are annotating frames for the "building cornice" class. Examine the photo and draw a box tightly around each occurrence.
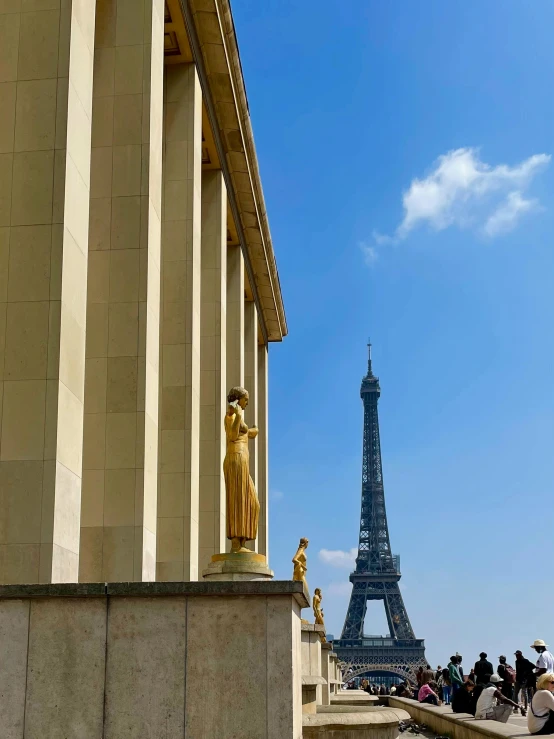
[179,0,287,343]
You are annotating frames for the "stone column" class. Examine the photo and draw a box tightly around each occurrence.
[0,1,96,583]
[244,299,258,547]
[257,342,269,557]
[157,63,202,582]
[198,170,227,570]
[226,245,244,389]
[79,0,164,582]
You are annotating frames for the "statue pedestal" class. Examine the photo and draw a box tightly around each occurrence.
[202,551,274,581]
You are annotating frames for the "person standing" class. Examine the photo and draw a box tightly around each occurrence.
[515,650,536,710]
[497,656,516,700]
[441,667,452,705]
[474,652,494,684]
[475,674,526,722]
[528,672,554,735]
[457,655,464,681]
[532,640,554,676]
[449,656,465,697]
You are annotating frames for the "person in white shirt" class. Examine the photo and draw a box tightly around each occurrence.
[528,672,554,734]
[475,674,525,722]
[531,640,554,676]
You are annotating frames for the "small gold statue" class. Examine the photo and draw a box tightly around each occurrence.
[292,537,309,583]
[313,588,327,642]
[224,387,259,553]
[313,588,324,625]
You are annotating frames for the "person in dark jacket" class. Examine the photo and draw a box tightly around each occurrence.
[474,652,494,684]
[497,656,515,700]
[396,681,411,698]
[452,681,476,715]
[514,650,536,710]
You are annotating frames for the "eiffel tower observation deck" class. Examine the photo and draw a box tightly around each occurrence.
[334,343,426,682]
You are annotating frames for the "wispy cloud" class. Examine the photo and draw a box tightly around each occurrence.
[359,241,378,266]
[270,490,284,502]
[371,147,550,248]
[327,581,352,596]
[319,547,357,568]
[483,190,539,237]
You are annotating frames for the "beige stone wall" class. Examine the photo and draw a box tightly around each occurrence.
[198,169,227,569]
[0,586,304,738]
[0,0,96,584]
[157,63,202,582]
[226,244,244,388]
[0,2,277,586]
[80,0,164,582]
[244,299,259,548]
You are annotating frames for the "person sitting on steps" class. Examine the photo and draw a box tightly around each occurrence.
[475,674,526,723]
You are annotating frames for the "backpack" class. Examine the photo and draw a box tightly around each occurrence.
[503,664,516,684]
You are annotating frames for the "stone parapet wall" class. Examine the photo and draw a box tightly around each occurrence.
[388,697,529,739]
[0,581,308,739]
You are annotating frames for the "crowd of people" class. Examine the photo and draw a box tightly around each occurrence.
[358,680,391,695]
[393,639,554,735]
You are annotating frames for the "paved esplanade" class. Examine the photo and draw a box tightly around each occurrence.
[334,344,426,680]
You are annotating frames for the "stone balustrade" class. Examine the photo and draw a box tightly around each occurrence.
[304,706,410,738]
[389,696,535,739]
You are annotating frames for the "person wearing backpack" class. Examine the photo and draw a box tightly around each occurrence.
[498,655,516,700]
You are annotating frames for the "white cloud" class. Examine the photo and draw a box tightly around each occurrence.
[270,490,284,502]
[327,581,353,596]
[319,547,357,568]
[483,190,538,237]
[359,241,378,266]
[373,147,550,245]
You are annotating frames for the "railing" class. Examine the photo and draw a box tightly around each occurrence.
[334,638,425,649]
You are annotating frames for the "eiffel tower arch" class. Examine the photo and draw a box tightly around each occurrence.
[334,343,426,682]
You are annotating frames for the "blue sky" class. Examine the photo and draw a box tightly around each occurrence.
[233,1,554,669]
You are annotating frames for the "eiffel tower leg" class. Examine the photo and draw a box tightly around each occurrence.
[383,582,415,640]
[341,583,368,639]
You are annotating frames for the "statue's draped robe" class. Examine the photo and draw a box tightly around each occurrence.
[224,414,259,541]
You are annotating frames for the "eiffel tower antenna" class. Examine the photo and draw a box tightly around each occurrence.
[334,343,426,681]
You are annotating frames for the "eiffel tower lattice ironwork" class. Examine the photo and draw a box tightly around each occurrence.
[334,343,426,682]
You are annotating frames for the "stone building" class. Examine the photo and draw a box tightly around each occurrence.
[0,0,286,586]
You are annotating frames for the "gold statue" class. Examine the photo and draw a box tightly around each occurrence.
[313,588,327,642]
[224,387,259,553]
[313,588,324,626]
[292,537,309,583]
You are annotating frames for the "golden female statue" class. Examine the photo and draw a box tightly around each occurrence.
[224,386,259,552]
[313,587,326,641]
[292,537,309,583]
[313,588,324,626]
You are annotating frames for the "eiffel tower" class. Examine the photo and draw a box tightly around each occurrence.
[334,343,426,682]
